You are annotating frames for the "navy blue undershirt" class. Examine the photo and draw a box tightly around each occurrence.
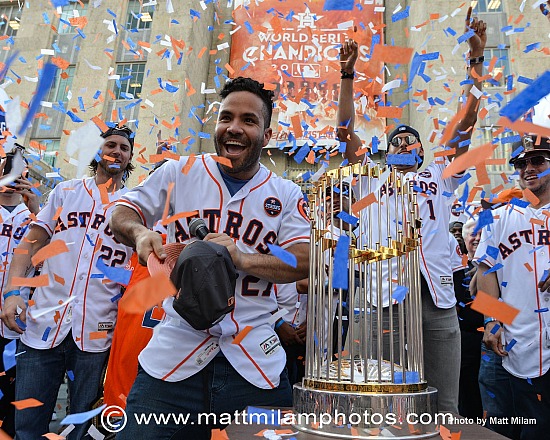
[217,164,249,196]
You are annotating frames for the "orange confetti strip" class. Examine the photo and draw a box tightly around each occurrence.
[161,211,199,226]
[119,273,176,314]
[42,433,65,440]
[291,115,303,138]
[352,193,377,215]
[12,274,49,288]
[451,432,462,440]
[522,188,540,206]
[442,143,495,179]
[498,117,550,139]
[471,291,520,325]
[160,182,175,226]
[181,154,196,175]
[91,116,109,133]
[12,398,43,410]
[475,164,490,186]
[54,273,65,286]
[371,45,414,65]
[376,106,403,119]
[51,56,70,70]
[13,248,28,255]
[524,262,533,272]
[210,429,229,440]
[224,63,235,75]
[31,240,69,266]
[212,155,233,168]
[232,326,253,345]
[89,331,108,340]
[69,15,88,29]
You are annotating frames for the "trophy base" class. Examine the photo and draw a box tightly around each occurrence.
[293,382,440,439]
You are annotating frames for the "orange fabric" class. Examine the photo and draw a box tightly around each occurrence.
[103,249,166,409]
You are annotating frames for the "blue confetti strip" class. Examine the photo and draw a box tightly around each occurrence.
[392,285,408,303]
[392,6,410,22]
[2,339,16,371]
[323,0,354,10]
[490,323,501,335]
[500,70,550,122]
[504,339,517,352]
[336,211,359,227]
[96,258,132,285]
[332,235,350,290]
[386,154,417,166]
[267,244,297,268]
[61,405,106,425]
[484,263,503,274]
[18,62,57,136]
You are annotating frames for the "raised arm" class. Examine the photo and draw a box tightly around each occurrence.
[337,39,363,164]
[110,205,165,266]
[449,7,487,161]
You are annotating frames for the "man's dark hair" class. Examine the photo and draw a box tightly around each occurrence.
[219,77,274,129]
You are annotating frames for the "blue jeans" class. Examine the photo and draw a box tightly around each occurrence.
[478,343,520,439]
[508,368,550,440]
[15,336,109,440]
[421,280,460,413]
[118,356,292,440]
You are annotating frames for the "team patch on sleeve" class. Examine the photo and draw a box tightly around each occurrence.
[264,197,282,217]
[297,198,309,222]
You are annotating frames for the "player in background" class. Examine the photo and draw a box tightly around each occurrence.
[0,124,135,440]
[110,77,310,440]
[337,8,486,412]
[0,146,40,437]
[476,135,550,439]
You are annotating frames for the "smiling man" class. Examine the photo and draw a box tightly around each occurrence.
[476,135,550,439]
[0,124,135,440]
[109,77,310,440]
[336,8,486,413]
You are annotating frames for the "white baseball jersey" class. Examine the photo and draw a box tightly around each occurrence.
[276,283,307,327]
[21,178,132,352]
[474,204,550,379]
[355,159,462,308]
[117,154,310,388]
[0,203,33,339]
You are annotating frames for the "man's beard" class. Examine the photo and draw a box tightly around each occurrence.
[98,159,126,178]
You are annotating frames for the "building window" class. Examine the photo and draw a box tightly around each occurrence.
[286,155,317,192]
[0,4,22,37]
[48,66,76,103]
[126,0,154,30]
[472,0,503,13]
[482,48,511,88]
[31,139,60,168]
[58,0,88,34]
[115,63,145,99]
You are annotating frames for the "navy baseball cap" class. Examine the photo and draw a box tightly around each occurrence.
[387,125,421,146]
[509,135,550,164]
[170,241,237,330]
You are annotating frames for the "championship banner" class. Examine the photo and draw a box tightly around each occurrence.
[230,0,385,149]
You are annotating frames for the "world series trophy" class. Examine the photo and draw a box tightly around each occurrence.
[293,164,439,439]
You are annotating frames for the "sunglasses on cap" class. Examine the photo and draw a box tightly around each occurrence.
[390,135,417,147]
[513,155,550,170]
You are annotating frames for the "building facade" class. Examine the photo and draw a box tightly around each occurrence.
[0,0,547,193]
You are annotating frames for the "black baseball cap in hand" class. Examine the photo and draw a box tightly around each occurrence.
[170,240,237,330]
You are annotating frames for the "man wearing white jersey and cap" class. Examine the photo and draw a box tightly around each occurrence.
[336,8,486,413]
